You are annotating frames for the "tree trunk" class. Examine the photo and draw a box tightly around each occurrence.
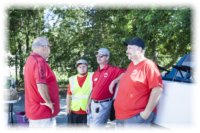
[15,53,18,88]
[17,39,24,87]
[26,33,30,53]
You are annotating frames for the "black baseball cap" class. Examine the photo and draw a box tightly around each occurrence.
[124,37,145,50]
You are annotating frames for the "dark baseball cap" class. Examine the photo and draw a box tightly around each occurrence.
[124,37,145,50]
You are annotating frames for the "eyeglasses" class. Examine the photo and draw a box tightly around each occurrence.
[96,54,107,58]
[42,45,51,48]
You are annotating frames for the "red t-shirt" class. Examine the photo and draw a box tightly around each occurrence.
[67,75,87,114]
[114,58,163,120]
[91,64,125,100]
[24,52,60,120]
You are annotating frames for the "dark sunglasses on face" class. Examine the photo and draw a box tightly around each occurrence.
[42,45,51,48]
[96,54,107,58]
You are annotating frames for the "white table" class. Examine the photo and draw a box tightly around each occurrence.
[4,96,21,124]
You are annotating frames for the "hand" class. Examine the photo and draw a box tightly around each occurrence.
[40,102,54,114]
[109,81,116,94]
[86,104,91,114]
[66,107,71,115]
[140,111,150,120]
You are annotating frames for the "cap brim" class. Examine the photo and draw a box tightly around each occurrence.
[76,63,81,67]
[95,51,99,54]
[76,63,88,67]
[123,40,129,46]
[95,51,104,55]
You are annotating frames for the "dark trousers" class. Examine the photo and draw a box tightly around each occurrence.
[67,112,87,125]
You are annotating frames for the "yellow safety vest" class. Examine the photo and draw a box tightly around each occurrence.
[69,72,93,111]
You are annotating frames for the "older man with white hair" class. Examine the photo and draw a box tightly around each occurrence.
[24,37,60,128]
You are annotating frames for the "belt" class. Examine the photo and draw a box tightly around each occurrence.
[93,98,112,103]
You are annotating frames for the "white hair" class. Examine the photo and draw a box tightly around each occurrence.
[32,37,49,50]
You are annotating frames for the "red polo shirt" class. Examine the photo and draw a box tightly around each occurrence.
[24,52,60,120]
[91,64,125,100]
[114,59,163,120]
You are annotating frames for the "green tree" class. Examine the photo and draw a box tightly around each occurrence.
[8,8,45,87]
[7,7,191,88]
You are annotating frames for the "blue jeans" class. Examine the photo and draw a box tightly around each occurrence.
[90,99,112,127]
[116,112,155,128]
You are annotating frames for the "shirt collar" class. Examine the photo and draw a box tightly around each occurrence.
[97,64,110,72]
[31,52,45,60]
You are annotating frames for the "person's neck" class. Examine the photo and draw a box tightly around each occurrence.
[33,51,46,59]
[78,73,87,77]
[99,63,107,70]
[132,56,145,65]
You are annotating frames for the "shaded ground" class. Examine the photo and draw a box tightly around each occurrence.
[4,90,68,127]
[4,90,115,128]
[4,90,162,129]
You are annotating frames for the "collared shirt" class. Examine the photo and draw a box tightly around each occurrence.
[91,64,125,100]
[114,58,163,120]
[24,52,60,120]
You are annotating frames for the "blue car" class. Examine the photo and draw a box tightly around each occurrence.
[162,52,192,83]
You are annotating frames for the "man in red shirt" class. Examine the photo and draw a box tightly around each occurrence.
[24,37,60,127]
[87,48,125,127]
[114,37,163,128]
[66,59,93,126]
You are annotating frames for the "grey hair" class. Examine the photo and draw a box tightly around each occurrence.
[32,37,49,50]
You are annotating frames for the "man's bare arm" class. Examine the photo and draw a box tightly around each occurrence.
[37,84,54,114]
[140,86,163,119]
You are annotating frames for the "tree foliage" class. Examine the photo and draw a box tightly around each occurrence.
[8,8,44,86]
[7,6,191,87]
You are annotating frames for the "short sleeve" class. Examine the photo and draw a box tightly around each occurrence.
[146,62,163,89]
[34,60,47,84]
[115,67,126,78]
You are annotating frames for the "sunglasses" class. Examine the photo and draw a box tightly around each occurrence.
[41,45,51,48]
[96,54,107,58]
